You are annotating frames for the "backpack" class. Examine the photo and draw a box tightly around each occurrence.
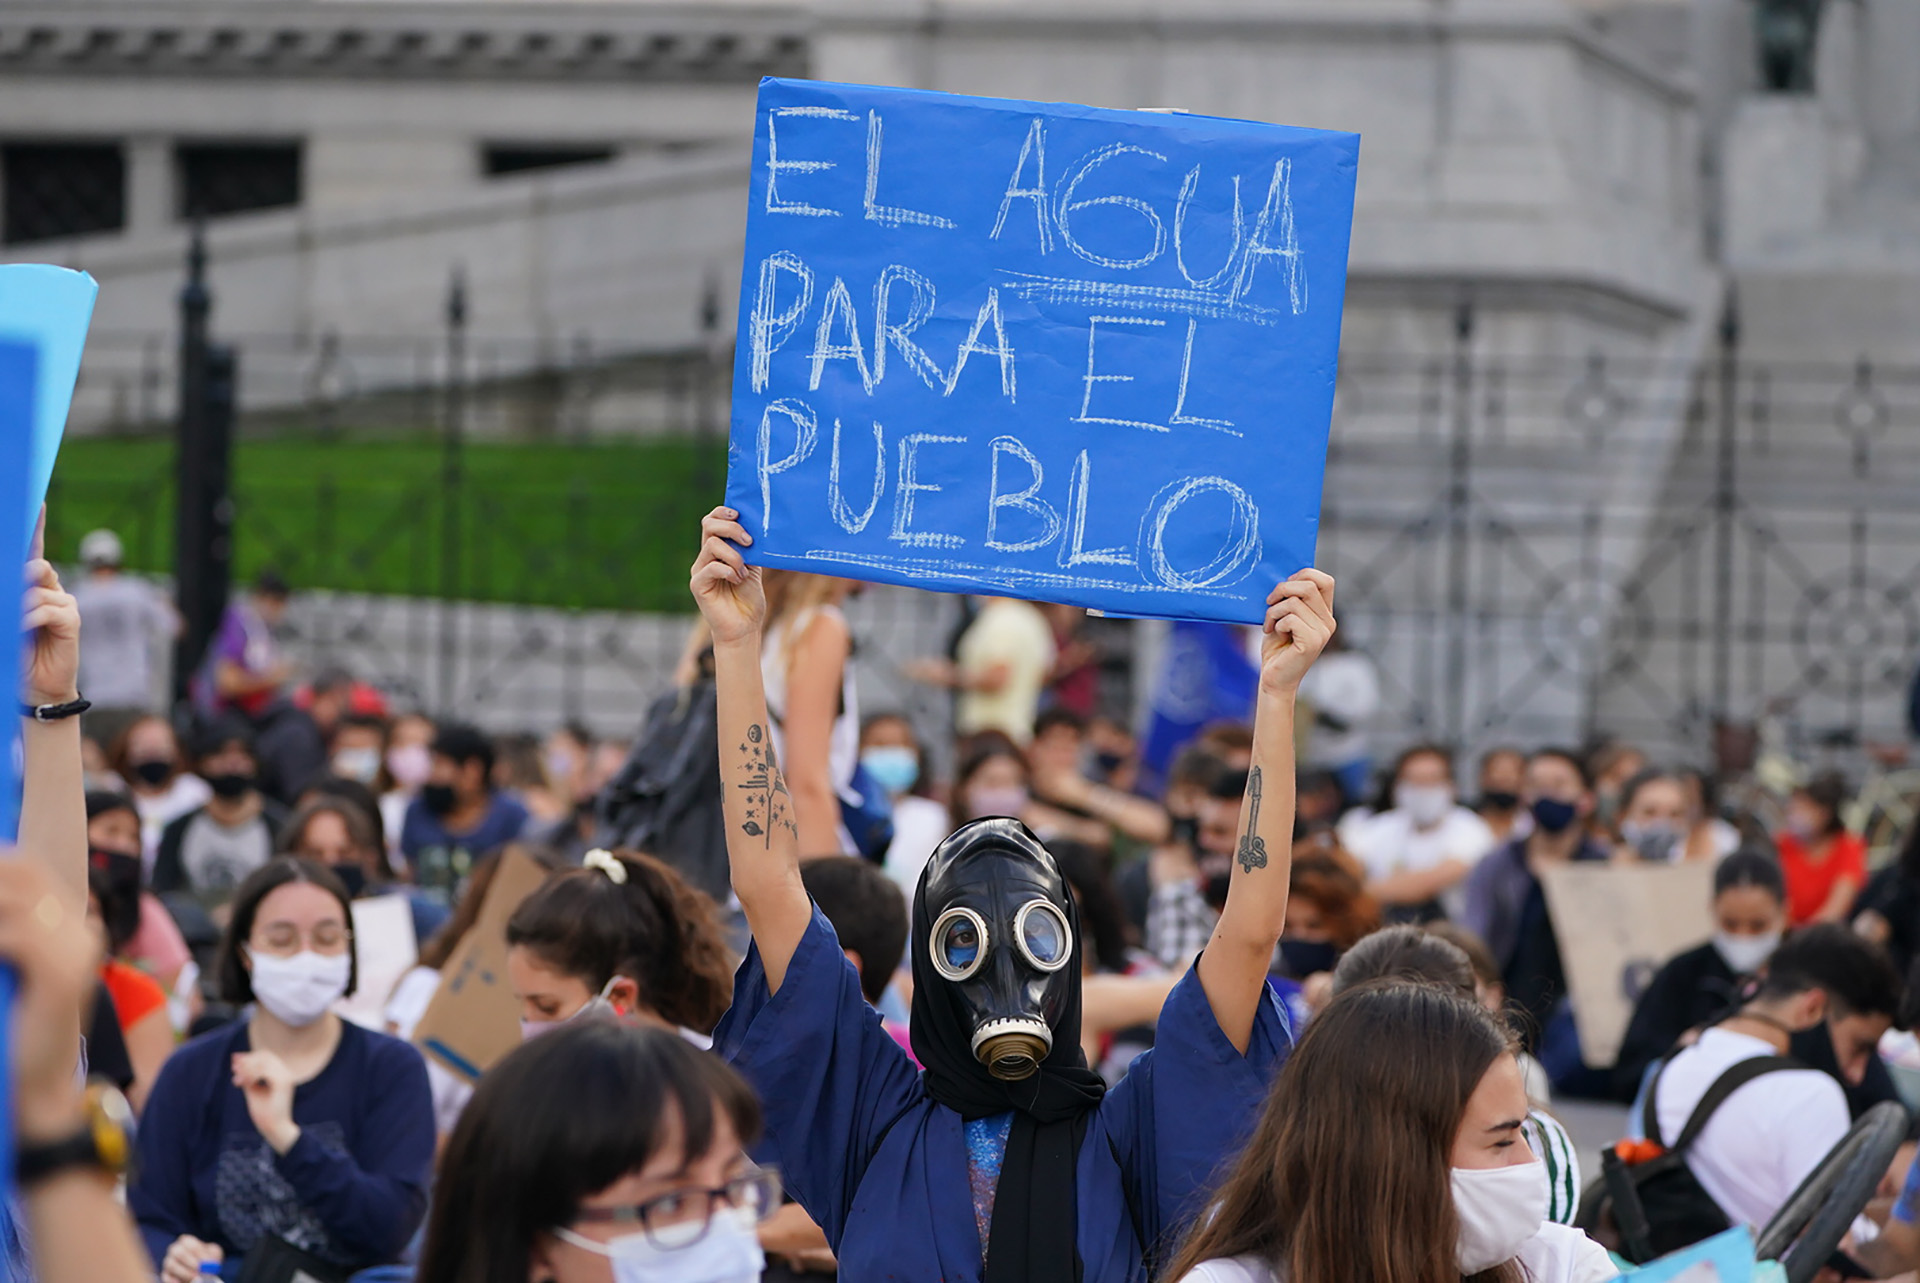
[1576,1053,1800,1263]
[592,677,732,903]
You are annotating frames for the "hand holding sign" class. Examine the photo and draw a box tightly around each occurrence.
[20,556,80,708]
[690,506,768,648]
[726,79,1358,624]
[1259,569,1337,696]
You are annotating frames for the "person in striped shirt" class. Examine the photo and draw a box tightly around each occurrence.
[1329,925,1583,1223]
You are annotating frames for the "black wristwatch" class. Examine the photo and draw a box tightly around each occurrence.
[16,1084,135,1187]
[19,694,90,722]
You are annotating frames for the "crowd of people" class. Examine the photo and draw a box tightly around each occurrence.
[12,514,1920,1283]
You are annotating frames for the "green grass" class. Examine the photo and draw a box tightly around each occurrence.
[44,434,729,612]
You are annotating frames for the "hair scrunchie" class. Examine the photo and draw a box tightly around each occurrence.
[582,848,628,885]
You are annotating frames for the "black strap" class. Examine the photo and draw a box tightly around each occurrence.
[1646,1054,1801,1152]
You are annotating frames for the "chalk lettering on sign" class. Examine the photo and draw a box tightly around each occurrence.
[750,252,816,394]
[766,106,858,217]
[1054,143,1170,271]
[799,549,1240,601]
[998,272,1284,326]
[865,111,957,230]
[829,416,886,534]
[757,398,819,531]
[1233,158,1307,313]
[1141,475,1263,590]
[1170,320,1238,436]
[1174,166,1245,290]
[1062,449,1138,570]
[891,433,967,549]
[1076,316,1168,432]
[942,288,1017,402]
[872,265,949,392]
[985,435,1062,553]
[990,117,1053,253]
[809,276,877,393]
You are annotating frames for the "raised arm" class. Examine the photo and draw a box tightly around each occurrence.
[1195,571,1335,1053]
[691,507,811,992]
[20,553,87,914]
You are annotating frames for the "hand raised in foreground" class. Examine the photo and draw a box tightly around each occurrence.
[689,506,766,648]
[1259,570,1336,697]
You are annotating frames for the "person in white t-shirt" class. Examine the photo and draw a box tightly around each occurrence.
[1168,982,1615,1283]
[910,597,1057,744]
[1651,922,1903,1233]
[1339,744,1495,919]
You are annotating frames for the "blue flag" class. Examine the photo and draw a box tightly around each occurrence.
[725,78,1358,624]
[1139,620,1259,794]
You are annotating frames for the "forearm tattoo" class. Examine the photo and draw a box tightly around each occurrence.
[737,722,798,847]
[1236,765,1270,874]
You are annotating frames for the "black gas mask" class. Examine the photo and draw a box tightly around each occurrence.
[914,819,1078,1082]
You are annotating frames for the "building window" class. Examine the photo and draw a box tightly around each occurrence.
[483,144,616,177]
[176,142,302,219]
[1,143,126,245]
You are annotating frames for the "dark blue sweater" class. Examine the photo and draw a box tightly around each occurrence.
[129,1018,433,1273]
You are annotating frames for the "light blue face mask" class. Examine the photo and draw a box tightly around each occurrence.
[553,1205,765,1283]
[860,746,920,797]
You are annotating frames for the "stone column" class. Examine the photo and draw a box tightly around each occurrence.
[125,134,172,237]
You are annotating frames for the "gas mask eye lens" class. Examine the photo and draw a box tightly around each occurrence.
[1014,900,1071,971]
[931,907,989,981]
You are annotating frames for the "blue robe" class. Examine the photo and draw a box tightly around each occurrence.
[714,908,1291,1282]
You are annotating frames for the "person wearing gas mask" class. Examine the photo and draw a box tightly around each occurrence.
[694,507,1332,1283]
[1165,983,1618,1283]
[1338,743,1494,922]
[129,857,433,1282]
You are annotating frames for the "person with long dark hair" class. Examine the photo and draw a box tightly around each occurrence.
[416,1022,777,1283]
[692,507,1332,1282]
[1169,983,1615,1283]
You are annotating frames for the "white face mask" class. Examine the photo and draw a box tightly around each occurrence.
[553,1205,764,1283]
[330,746,381,785]
[1394,783,1454,829]
[247,949,352,1028]
[1451,1160,1547,1274]
[1712,929,1781,975]
[521,976,623,1043]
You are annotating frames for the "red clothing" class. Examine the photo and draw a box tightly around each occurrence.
[101,959,167,1034]
[1779,830,1868,925]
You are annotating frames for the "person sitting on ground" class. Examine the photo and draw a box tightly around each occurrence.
[506,848,734,1045]
[1027,707,1171,854]
[1587,741,1648,841]
[86,790,197,1027]
[86,859,173,1112]
[862,711,954,897]
[1646,923,1905,1234]
[415,1022,778,1283]
[399,721,530,907]
[1272,853,1381,1021]
[1144,762,1250,969]
[694,505,1331,1281]
[1461,747,1612,1093]
[1680,769,1743,862]
[1340,744,1496,921]
[1612,850,1787,1100]
[201,569,294,721]
[151,717,287,913]
[1778,772,1867,926]
[110,715,212,864]
[1425,920,1554,1107]
[130,857,434,1282]
[1853,814,1920,977]
[1837,972,1920,1279]
[800,855,912,1057]
[1475,747,1528,844]
[1610,767,1698,864]
[1168,981,1616,1283]
[1330,926,1584,1226]
[281,793,448,947]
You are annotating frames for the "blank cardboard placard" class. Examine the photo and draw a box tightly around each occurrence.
[410,849,549,1082]
[0,265,99,544]
[338,895,418,1030]
[1540,860,1714,1068]
[725,79,1359,625]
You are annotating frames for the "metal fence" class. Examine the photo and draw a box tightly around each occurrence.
[46,311,1920,762]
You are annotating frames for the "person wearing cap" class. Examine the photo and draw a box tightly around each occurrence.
[68,529,178,743]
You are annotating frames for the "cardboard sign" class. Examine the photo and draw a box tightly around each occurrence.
[410,848,549,1082]
[1540,859,1715,1068]
[726,79,1358,624]
[337,894,419,1030]
[0,265,98,543]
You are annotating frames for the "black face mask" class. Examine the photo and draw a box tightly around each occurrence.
[1169,814,1199,851]
[88,849,143,948]
[206,772,254,800]
[1480,790,1520,812]
[130,760,172,788]
[909,819,1105,1283]
[421,783,459,817]
[332,864,368,898]
[1279,937,1340,979]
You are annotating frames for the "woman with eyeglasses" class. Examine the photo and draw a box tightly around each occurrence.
[417,1020,778,1283]
[128,857,434,1282]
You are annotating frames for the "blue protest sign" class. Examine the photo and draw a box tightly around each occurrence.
[1617,1226,1756,1282]
[724,78,1358,624]
[0,265,99,546]
[0,337,34,1237]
